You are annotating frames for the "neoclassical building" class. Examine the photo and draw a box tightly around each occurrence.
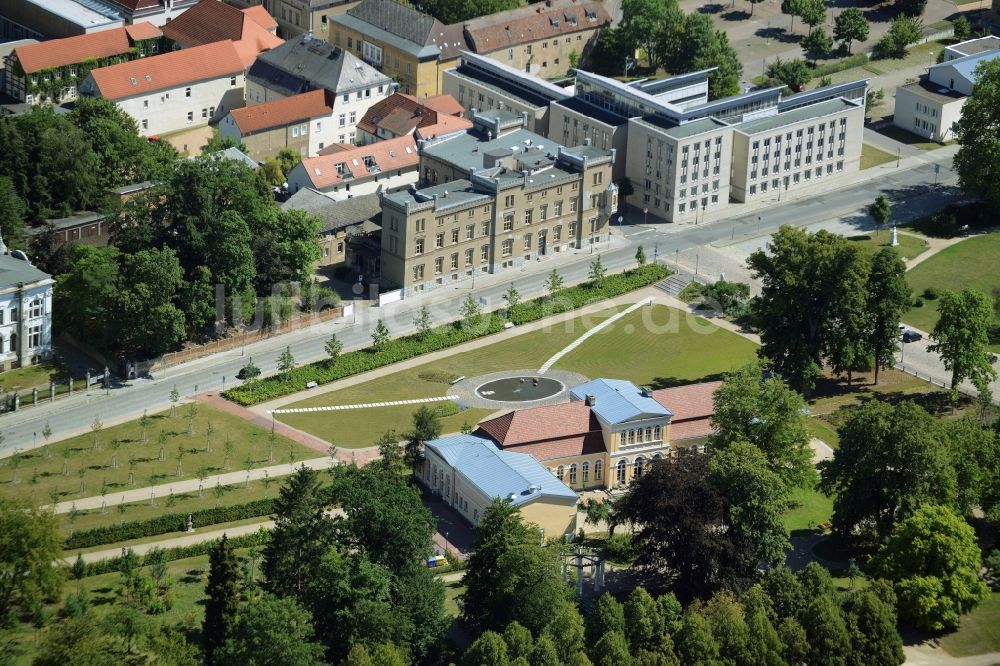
[415,377,720,537]
[0,236,54,374]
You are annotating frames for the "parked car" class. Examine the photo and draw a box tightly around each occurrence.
[902,330,922,343]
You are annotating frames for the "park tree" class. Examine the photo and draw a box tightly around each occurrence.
[34,617,119,666]
[460,293,483,329]
[503,621,535,659]
[896,0,927,17]
[589,255,607,287]
[953,14,971,40]
[0,498,63,622]
[586,27,634,77]
[414,305,432,338]
[747,225,871,394]
[592,630,633,666]
[262,467,336,603]
[371,319,390,350]
[702,594,752,666]
[503,284,522,323]
[0,176,26,250]
[616,453,756,600]
[277,346,296,375]
[587,593,626,644]
[405,404,442,468]
[766,58,812,93]
[709,442,791,567]
[464,631,510,666]
[678,14,743,99]
[635,245,647,266]
[802,27,833,65]
[945,418,1000,519]
[530,636,561,666]
[215,595,326,666]
[930,288,998,404]
[878,15,923,57]
[623,587,663,653]
[866,248,911,385]
[462,499,546,632]
[673,610,721,666]
[954,59,1000,208]
[542,605,586,662]
[762,566,805,620]
[203,535,242,665]
[777,617,809,664]
[324,333,343,362]
[740,587,784,666]
[872,504,989,631]
[710,360,814,488]
[868,195,891,232]
[418,0,522,23]
[798,595,852,666]
[621,0,681,69]
[834,8,870,53]
[329,462,438,575]
[545,269,564,297]
[820,400,956,541]
[799,0,826,29]
[842,588,905,666]
[781,0,804,32]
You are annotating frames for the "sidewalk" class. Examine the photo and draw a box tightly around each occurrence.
[69,520,275,564]
[49,457,335,514]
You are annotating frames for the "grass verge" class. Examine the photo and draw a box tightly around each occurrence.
[846,230,929,261]
[860,143,897,170]
[939,593,1000,656]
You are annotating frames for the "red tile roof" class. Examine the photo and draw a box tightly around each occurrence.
[13,24,161,74]
[462,0,611,53]
[229,89,331,134]
[242,5,278,30]
[668,418,714,442]
[498,432,607,462]
[87,41,244,101]
[297,134,419,189]
[161,0,283,67]
[421,93,464,116]
[651,381,721,422]
[357,92,469,140]
[478,401,599,446]
[125,23,164,41]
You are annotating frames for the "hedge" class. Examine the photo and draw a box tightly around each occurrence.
[65,497,276,550]
[78,528,272,578]
[224,264,671,406]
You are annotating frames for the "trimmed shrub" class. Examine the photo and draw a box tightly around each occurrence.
[79,528,271,578]
[922,287,940,300]
[223,264,671,406]
[912,298,925,308]
[64,497,276,549]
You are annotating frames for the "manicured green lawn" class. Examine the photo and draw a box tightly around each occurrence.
[847,231,929,262]
[553,305,758,387]
[783,483,833,535]
[805,416,840,448]
[860,144,897,170]
[444,581,465,617]
[0,404,318,508]
[939,593,1000,656]
[902,233,1000,332]
[279,305,757,447]
[0,363,67,392]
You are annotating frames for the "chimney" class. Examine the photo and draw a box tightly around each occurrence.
[640,386,652,398]
[521,110,529,126]
[585,393,596,406]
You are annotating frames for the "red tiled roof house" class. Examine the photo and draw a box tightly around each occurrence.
[79,41,247,137]
[285,134,420,196]
[3,23,165,105]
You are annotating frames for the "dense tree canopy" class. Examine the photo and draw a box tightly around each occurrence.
[872,504,989,631]
[215,595,326,666]
[0,498,63,622]
[820,399,957,541]
[929,288,998,404]
[417,0,524,24]
[954,59,1000,208]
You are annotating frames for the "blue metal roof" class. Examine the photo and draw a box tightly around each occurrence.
[931,48,1000,85]
[424,435,578,506]
[569,378,672,425]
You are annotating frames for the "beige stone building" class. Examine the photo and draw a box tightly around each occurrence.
[263,0,358,39]
[379,111,616,296]
[330,0,609,97]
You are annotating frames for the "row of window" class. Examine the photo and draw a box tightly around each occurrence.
[0,326,43,353]
[621,425,662,446]
[0,299,44,324]
[748,162,844,195]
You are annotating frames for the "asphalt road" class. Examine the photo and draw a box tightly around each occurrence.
[0,148,964,452]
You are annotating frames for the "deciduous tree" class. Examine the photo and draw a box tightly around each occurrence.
[0,498,62,622]
[834,8,870,53]
[215,595,326,666]
[866,248,911,385]
[872,504,989,631]
[929,288,998,404]
[954,59,1000,208]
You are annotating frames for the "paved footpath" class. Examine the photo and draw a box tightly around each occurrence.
[903,645,1000,666]
[50,457,334,514]
[70,520,276,564]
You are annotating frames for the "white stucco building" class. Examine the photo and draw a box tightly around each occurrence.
[79,40,246,136]
[246,34,392,147]
[0,236,54,374]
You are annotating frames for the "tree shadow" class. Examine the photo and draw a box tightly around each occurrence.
[648,372,726,390]
[755,26,802,44]
[698,2,725,13]
[862,5,897,23]
[721,10,751,21]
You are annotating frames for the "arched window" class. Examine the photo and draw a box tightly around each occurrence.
[652,453,663,460]
[28,299,42,319]
[645,427,652,441]
[616,459,627,484]
[569,463,577,485]
[634,456,645,480]
[653,425,662,441]
[594,460,603,481]
[556,465,564,481]
[582,461,590,482]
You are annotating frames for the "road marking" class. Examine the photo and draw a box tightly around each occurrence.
[271,395,457,415]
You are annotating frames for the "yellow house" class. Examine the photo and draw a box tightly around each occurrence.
[477,378,720,490]
[329,0,611,97]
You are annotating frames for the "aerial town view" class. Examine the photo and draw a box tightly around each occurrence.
[0,0,999,662]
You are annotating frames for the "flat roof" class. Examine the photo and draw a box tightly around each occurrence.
[948,36,1000,56]
[553,96,627,127]
[736,98,860,134]
[898,79,965,104]
[449,64,553,110]
[422,126,554,171]
[634,115,729,140]
[25,0,123,27]
[384,178,490,211]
